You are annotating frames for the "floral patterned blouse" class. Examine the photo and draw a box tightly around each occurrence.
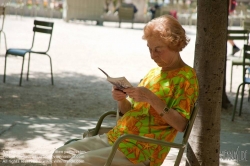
[107,65,199,166]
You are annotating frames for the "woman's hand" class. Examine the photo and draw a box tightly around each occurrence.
[123,87,152,103]
[112,86,127,101]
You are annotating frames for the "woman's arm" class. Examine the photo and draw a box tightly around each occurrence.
[147,92,188,132]
[117,98,132,115]
[123,87,188,132]
[112,86,132,115]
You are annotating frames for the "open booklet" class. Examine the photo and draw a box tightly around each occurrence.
[98,67,133,90]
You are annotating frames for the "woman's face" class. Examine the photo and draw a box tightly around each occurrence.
[147,37,179,69]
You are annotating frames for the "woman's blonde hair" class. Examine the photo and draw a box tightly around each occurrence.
[142,15,190,52]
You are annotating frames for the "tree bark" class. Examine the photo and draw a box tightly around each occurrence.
[186,0,228,165]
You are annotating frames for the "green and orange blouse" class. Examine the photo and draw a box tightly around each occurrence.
[107,65,199,166]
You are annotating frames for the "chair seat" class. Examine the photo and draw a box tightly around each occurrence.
[7,48,30,57]
[244,77,250,83]
[6,49,47,57]
[232,59,250,66]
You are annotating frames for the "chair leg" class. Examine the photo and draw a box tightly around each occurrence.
[27,52,31,81]
[230,63,233,92]
[232,83,243,121]
[2,31,7,51]
[19,56,25,86]
[119,20,121,28]
[3,53,7,83]
[174,147,185,166]
[47,54,54,85]
[239,84,245,116]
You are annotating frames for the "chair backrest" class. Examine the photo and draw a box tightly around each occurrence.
[243,45,250,80]
[31,20,54,53]
[182,104,198,145]
[227,29,249,44]
[0,6,5,30]
[118,6,134,20]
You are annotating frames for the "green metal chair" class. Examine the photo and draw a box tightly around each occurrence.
[118,4,135,29]
[3,20,54,86]
[64,105,198,166]
[104,105,198,166]
[243,22,250,99]
[227,29,250,92]
[232,45,250,121]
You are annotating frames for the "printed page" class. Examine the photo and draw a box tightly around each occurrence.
[98,67,133,90]
[107,77,132,90]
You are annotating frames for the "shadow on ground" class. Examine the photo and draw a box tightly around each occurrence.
[0,71,140,118]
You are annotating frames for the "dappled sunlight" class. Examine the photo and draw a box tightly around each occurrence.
[220,160,239,166]
[11,95,19,98]
[0,115,116,164]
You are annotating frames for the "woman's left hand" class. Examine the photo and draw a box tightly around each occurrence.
[123,87,152,103]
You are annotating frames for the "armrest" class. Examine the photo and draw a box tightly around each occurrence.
[92,111,116,136]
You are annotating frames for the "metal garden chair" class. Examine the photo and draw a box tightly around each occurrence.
[3,20,54,86]
[104,105,198,166]
[64,105,198,166]
[227,29,250,92]
[232,45,250,121]
[118,4,135,29]
[243,21,250,102]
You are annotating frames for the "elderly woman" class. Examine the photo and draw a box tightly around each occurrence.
[52,15,199,166]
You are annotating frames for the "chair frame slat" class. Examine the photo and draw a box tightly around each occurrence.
[227,36,249,40]
[227,30,249,34]
[34,20,54,27]
[33,27,52,34]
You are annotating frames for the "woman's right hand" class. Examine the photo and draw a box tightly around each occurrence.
[112,86,127,101]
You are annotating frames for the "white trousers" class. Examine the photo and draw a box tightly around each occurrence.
[52,134,149,166]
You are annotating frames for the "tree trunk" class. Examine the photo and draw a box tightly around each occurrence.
[222,0,232,109]
[186,0,228,165]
